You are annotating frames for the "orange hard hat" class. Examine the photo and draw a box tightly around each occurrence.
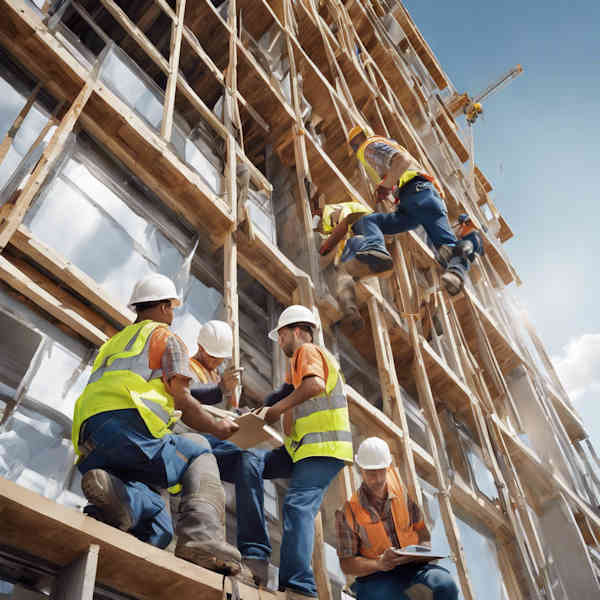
[347,125,365,144]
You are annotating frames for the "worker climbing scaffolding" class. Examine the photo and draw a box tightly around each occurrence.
[346,125,472,295]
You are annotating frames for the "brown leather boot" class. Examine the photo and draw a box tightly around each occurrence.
[174,451,241,575]
[81,469,134,531]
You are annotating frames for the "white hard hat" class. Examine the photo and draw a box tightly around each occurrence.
[355,437,392,470]
[268,305,318,341]
[197,320,233,358]
[128,273,181,310]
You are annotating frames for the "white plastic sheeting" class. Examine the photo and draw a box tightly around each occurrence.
[421,479,508,600]
[0,75,50,194]
[98,44,223,195]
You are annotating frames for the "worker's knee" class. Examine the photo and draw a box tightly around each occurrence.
[418,568,459,600]
[177,432,212,452]
[239,450,264,481]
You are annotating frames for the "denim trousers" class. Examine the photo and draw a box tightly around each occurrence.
[351,563,459,600]
[220,444,343,597]
[78,409,210,548]
[352,179,469,277]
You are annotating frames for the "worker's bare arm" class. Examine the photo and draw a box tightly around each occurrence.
[168,374,239,439]
[379,150,418,190]
[263,375,325,424]
[340,548,410,577]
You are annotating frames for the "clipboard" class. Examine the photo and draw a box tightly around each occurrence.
[391,545,448,563]
[203,405,283,450]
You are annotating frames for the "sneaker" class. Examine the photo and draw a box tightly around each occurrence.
[356,247,392,261]
[441,270,463,296]
[81,469,134,531]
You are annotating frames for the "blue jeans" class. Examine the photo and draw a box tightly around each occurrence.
[229,445,343,597]
[462,231,484,261]
[351,563,459,600]
[78,409,210,549]
[352,178,469,277]
[203,434,274,559]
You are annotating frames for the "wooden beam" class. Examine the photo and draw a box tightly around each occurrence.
[161,0,187,140]
[52,545,99,600]
[0,77,95,251]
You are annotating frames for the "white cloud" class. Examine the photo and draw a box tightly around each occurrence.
[552,333,600,402]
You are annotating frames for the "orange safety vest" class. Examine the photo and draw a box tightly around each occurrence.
[344,468,420,558]
[457,222,476,238]
[355,136,443,197]
[189,358,219,384]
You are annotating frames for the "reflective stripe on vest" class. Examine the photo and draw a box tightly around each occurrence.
[344,468,419,558]
[71,320,180,455]
[284,348,353,464]
[356,137,442,195]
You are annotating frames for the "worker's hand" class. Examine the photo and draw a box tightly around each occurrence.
[375,185,392,202]
[376,548,412,572]
[263,404,283,425]
[220,366,243,395]
[212,417,240,440]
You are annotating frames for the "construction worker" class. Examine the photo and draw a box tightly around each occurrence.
[455,213,484,262]
[172,320,270,587]
[347,125,470,295]
[71,274,242,575]
[236,305,353,599]
[317,200,374,330]
[335,437,459,600]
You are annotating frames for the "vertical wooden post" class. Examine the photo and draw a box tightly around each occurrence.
[51,545,99,600]
[160,0,186,141]
[367,295,421,505]
[223,0,240,409]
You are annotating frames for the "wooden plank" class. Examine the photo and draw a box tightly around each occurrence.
[0,255,108,346]
[52,545,99,600]
[10,226,134,327]
[0,477,272,600]
[0,77,95,250]
[161,0,187,140]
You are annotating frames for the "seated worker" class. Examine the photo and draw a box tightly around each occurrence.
[347,125,471,295]
[172,320,270,587]
[317,200,373,329]
[241,305,353,600]
[72,274,242,575]
[336,437,459,600]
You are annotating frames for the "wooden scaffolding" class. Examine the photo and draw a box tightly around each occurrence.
[0,1,598,599]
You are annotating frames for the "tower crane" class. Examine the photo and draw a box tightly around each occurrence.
[446,64,523,125]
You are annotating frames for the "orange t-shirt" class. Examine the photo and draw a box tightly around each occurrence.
[285,343,329,389]
[283,343,328,435]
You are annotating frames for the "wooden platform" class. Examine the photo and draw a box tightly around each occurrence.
[0,477,274,600]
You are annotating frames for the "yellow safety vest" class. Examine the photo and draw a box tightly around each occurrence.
[322,201,373,264]
[71,320,181,455]
[356,137,442,195]
[285,348,353,464]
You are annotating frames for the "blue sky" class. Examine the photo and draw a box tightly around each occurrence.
[402,0,600,448]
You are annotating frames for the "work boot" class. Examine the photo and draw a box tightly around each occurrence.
[242,557,270,588]
[81,469,134,531]
[174,452,242,575]
[437,244,454,265]
[441,270,464,296]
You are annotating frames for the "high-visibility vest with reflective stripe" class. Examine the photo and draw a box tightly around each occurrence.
[284,348,353,463]
[71,320,180,455]
[321,201,373,263]
[344,468,420,558]
[355,137,442,195]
